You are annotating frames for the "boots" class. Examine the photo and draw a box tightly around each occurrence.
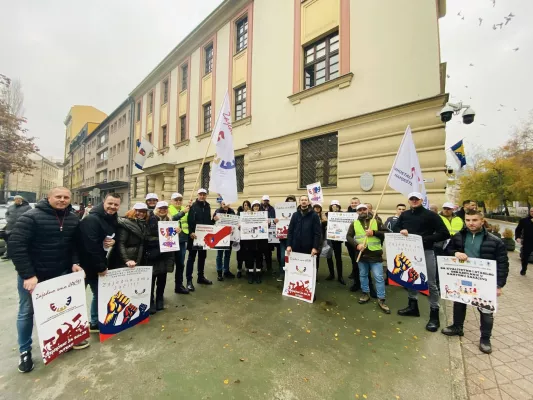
[325,265,335,281]
[149,296,157,315]
[217,271,224,282]
[255,270,262,284]
[397,298,420,317]
[337,265,345,285]
[156,295,164,311]
[248,270,255,284]
[425,308,440,332]
[441,302,466,336]
[479,312,494,354]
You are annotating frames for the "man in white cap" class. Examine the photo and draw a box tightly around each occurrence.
[261,195,276,272]
[169,193,184,218]
[393,192,450,332]
[186,189,213,290]
[145,193,158,211]
[439,203,464,237]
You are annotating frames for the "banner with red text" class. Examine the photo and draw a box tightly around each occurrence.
[282,252,316,303]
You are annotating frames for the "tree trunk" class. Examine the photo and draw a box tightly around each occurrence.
[503,201,510,216]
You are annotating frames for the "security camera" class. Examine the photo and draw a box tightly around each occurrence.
[462,107,475,125]
[440,105,454,123]
[446,167,454,175]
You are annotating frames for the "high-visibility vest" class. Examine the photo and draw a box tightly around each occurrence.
[179,211,189,235]
[354,219,382,251]
[169,204,180,217]
[440,215,463,236]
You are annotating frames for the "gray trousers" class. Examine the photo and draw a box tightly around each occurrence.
[407,249,440,309]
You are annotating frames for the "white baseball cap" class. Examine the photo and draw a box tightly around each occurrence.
[145,193,158,200]
[262,195,270,201]
[442,202,455,209]
[408,192,423,200]
[330,200,340,206]
[356,204,368,210]
[133,203,148,210]
[156,201,169,208]
[171,192,183,200]
[252,200,260,206]
[198,188,207,194]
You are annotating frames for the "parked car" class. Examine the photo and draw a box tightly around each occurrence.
[0,206,7,256]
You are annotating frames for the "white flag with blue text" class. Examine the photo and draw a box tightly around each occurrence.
[208,92,238,203]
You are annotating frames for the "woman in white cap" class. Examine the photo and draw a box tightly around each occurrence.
[145,193,159,211]
[245,200,267,284]
[144,201,176,314]
[236,200,252,278]
[112,203,149,270]
[326,200,346,285]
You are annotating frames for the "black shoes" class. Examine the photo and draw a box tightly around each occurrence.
[89,323,99,333]
[197,276,213,285]
[175,285,190,294]
[224,271,236,279]
[338,277,346,285]
[248,271,255,284]
[479,338,492,354]
[187,281,196,292]
[397,299,420,317]
[425,308,440,332]
[217,271,224,282]
[18,351,34,373]
[520,268,527,276]
[237,270,242,279]
[441,324,464,336]
[325,274,334,281]
[149,298,157,315]
[156,296,164,311]
[349,283,360,292]
[255,271,262,284]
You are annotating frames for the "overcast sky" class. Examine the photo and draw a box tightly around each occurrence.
[1,0,531,163]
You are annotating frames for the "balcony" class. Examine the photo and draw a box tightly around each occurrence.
[97,139,108,151]
[96,159,108,170]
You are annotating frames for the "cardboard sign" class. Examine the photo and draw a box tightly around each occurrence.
[275,202,297,239]
[326,212,358,242]
[306,182,323,204]
[216,214,241,242]
[240,212,268,240]
[158,221,180,252]
[193,224,232,250]
[282,252,316,303]
[268,218,279,244]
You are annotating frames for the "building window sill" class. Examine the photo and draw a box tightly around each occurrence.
[174,140,190,149]
[196,132,212,142]
[157,146,170,155]
[233,115,252,128]
[288,73,354,105]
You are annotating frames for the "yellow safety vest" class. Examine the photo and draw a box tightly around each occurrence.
[179,212,189,235]
[354,219,382,251]
[169,204,180,217]
[440,215,463,236]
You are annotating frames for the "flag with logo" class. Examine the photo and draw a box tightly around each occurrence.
[209,91,238,203]
[450,139,467,168]
[387,126,427,204]
[134,138,154,170]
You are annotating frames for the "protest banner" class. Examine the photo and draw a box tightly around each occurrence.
[282,252,316,303]
[216,214,241,242]
[98,266,152,342]
[385,233,428,294]
[326,212,358,242]
[240,211,268,240]
[437,256,498,312]
[275,202,297,239]
[268,218,279,244]
[306,182,323,204]
[158,221,180,252]
[32,271,90,364]
[193,224,232,250]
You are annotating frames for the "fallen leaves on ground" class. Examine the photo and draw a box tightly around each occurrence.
[183,328,189,332]
[303,377,309,382]
[223,379,229,385]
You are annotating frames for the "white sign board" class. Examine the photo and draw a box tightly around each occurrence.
[282,252,316,304]
[240,211,268,240]
[216,214,241,242]
[32,271,90,364]
[193,224,232,250]
[158,221,180,252]
[326,212,358,242]
[268,218,279,243]
[275,202,297,239]
[306,182,323,204]
[385,233,428,293]
[437,256,498,312]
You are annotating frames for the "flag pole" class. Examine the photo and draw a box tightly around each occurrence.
[355,127,409,262]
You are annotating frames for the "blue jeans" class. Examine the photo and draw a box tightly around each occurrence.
[279,240,287,275]
[216,249,232,272]
[85,279,98,325]
[174,241,188,286]
[359,261,386,300]
[17,275,34,353]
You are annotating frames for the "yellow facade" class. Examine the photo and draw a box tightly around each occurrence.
[129,0,448,217]
[63,106,107,158]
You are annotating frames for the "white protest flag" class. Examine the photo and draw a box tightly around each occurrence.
[387,126,427,202]
[134,137,154,170]
[208,91,238,203]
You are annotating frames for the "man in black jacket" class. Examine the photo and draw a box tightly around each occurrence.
[213,201,236,281]
[393,192,450,332]
[455,200,476,221]
[442,210,509,354]
[515,207,533,276]
[9,187,87,373]
[286,195,321,256]
[2,195,32,260]
[79,193,120,332]
[186,189,213,291]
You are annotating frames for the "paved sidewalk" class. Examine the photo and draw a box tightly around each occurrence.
[447,251,533,400]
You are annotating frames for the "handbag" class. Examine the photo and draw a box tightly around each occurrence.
[320,240,332,258]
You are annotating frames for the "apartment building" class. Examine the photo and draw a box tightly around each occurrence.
[128,0,448,212]
[76,99,134,214]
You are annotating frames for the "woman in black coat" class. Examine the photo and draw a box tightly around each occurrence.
[111,203,148,269]
[236,200,252,278]
[326,200,345,285]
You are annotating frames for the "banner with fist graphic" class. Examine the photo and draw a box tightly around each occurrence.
[98,266,153,342]
[384,233,429,294]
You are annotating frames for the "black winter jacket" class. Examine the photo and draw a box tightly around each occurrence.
[515,216,533,243]
[447,228,509,288]
[188,200,212,234]
[393,206,450,250]
[10,200,80,281]
[5,200,32,232]
[78,203,118,279]
[113,217,146,268]
[261,204,276,219]
[287,208,321,254]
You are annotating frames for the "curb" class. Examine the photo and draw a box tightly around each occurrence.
[443,303,468,400]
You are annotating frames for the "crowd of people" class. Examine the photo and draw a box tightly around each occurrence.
[5,187,528,373]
